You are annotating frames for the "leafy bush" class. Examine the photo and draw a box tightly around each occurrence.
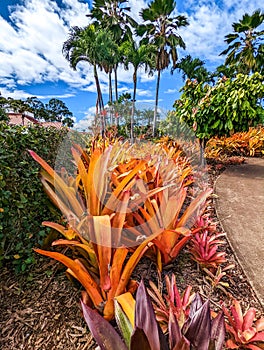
[173,73,264,146]
[0,122,68,272]
[206,126,264,159]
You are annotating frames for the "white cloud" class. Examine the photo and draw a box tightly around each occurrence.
[0,0,96,97]
[164,88,177,94]
[73,105,96,131]
[178,0,264,66]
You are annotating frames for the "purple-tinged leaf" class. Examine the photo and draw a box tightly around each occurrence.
[169,308,182,349]
[130,327,151,350]
[189,293,203,318]
[81,300,128,350]
[210,311,226,350]
[184,299,211,350]
[172,337,190,350]
[135,280,168,350]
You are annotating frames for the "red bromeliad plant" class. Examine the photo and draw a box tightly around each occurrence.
[82,280,226,350]
[222,299,264,349]
[147,274,194,332]
[188,216,227,269]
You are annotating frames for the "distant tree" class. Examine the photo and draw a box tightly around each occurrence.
[173,72,264,162]
[62,116,75,128]
[220,10,264,74]
[63,25,105,112]
[6,98,28,113]
[45,98,74,123]
[137,0,189,137]
[25,96,49,120]
[0,107,8,122]
[120,39,155,142]
[0,96,74,127]
[0,96,8,122]
[174,55,212,83]
[89,0,137,101]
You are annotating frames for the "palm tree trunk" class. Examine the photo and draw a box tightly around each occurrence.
[114,64,118,102]
[109,71,113,125]
[131,70,137,144]
[153,69,161,137]
[93,65,105,136]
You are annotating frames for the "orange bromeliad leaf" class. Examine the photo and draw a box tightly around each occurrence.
[111,191,130,248]
[115,292,136,327]
[103,159,146,216]
[51,239,97,266]
[42,221,77,240]
[92,215,112,291]
[177,187,213,228]
[115,231,162,297]
[34,248,103,308]
[103,248,129,320]
[29,150,84,218]
[87,148,104,216]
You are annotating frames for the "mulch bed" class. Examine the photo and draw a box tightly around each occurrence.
[1,159,263,350]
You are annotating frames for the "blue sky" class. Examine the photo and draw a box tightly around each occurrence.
[0,0,263,130]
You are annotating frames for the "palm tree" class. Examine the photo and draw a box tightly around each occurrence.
[120,39,156,142]
[62,25,108,134]
[220,10,264,74]
[89,0,137,101]
[95,29,120,124]
[137,0,189,137]
[174,55,211,83]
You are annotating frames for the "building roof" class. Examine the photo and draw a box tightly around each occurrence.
[7,112,64,129]
[8,113,41,126]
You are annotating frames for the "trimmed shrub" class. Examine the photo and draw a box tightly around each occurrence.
[0,122,68,273]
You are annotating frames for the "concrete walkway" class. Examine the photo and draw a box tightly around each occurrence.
[215,157,264,307]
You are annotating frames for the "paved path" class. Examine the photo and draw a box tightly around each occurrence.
[215,157,264,307]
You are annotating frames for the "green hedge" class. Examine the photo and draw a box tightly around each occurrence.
[0,122,68,273]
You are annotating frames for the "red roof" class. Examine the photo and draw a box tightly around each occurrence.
[8,113,40,126]
[7,113,64,129]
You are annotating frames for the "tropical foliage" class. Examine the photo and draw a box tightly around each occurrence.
[172,73,264,146]
[206,126,264,159]
[138,0,189,136]
[82,279,226,350]
[220,9,264,74]
[29,139,213,318]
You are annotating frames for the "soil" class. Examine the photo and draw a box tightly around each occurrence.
[1,159,263,350]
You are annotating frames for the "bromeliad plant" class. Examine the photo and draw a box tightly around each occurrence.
[188,215,227,269]
[30,141,211,318]
[81,279,226,350]
[222,299,264,349]
[206,126,264,159]
[29,144,164,320]
[147,274,194,332]
[203,264,235,295]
